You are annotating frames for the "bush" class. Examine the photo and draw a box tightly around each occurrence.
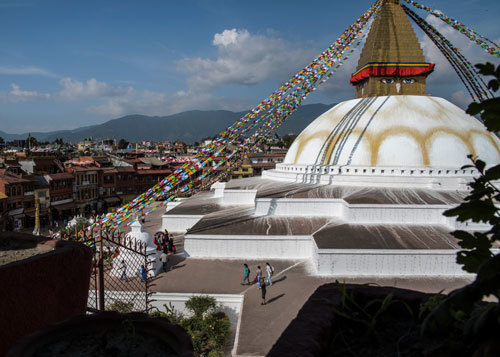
[152,297,230,357]
[107,300,135,313]
[185,296,217,318]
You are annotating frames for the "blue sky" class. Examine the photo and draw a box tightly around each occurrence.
[1,0,499,134]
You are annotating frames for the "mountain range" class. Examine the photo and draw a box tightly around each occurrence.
[0,103,335,144]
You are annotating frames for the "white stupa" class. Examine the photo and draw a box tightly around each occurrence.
[162,0,499,277]
[111,219,162,278]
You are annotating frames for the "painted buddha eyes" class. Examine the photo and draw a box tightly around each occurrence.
[380,78,415,84]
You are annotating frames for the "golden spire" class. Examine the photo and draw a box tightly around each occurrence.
[351,0,434,98]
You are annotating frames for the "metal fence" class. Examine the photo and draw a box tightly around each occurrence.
[64,228,154,313]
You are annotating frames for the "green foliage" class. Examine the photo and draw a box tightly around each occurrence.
[443,156,499,273]
[185,296,217,318]
[107,300,135,313]
[118,138,129,149]
[152,297,230,357]
[329,282,414,337]
[467,63,500,132]
[421,63,500,349]
[418,291,445,320]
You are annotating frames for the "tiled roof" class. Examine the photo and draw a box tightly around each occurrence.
[46,172,74,180]
[136,169,172,175]
[0,171,30,184]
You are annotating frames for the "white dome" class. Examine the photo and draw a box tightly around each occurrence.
[284,96,500,168]
[128,220,155,249]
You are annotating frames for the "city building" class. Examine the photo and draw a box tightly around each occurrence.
[19,158,64,175]
[248,149,287,176]
[0,169,35,230]
[231,158,253,180]
[66,166,99,214]
[0,191,7,231]
[33,175,51,227]
[45,172,76,220]
[115,166,137,199]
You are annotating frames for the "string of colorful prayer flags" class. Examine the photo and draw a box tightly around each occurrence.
[402,0,500,58]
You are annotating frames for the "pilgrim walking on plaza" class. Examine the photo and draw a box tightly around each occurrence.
[266,262,274,286]
[242,263,251,285]
[120,260,128,282]
[161,252,169,272]
[256,266,262,288]
[260,277,267,305]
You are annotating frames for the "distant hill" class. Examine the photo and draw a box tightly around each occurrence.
[0,103,335,144]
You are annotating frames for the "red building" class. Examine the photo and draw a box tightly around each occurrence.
[0,192,7,231]
[0,169,35,230]
[65,166,99,214]
[115,166,137,198]
[45,172,76,220]
[19,158,64,175]
[135,168,172,194]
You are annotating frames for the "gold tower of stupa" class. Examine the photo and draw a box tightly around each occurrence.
[351,0,434,98]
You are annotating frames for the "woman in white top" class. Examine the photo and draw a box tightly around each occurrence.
[266,262,274,286]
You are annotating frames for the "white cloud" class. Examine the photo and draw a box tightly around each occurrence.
[0,83,50,103]
[213,29,243,47]
[88,88,251,118]
[420,14,500,94]
[451,90,472,109]
[58,77,132,100]
[0,65,58,78]
[177,28,316,91]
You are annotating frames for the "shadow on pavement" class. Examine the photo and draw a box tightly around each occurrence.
[267,293,285,304]
[170,263,186,271]
[272,275,287,285]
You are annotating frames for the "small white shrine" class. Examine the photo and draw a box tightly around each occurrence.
[111,219,162,278]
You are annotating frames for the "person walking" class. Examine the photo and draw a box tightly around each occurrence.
[266,262,274,286]
[162,241,168,254]
[140,265,147,283]
[120,260,128,282]
[168,236,174,253]
[260,277,267,305]
[242,263,251,285]
[161,252,169,272]
[256,265,262,288]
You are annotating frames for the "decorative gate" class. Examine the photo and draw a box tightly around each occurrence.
[71,228,154,313]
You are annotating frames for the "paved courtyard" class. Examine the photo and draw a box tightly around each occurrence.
[31,201,472,355]
[133,202,472,356]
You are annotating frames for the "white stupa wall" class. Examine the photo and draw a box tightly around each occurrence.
[163,214,204,233]
[221,189,257,206]
[315,249,469,276]
[183,232,487,276]
[264,164,475,190]
[184,234,314,260]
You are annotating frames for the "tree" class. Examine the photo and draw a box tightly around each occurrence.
[422,63,500,352]
[118,138,129,149]
[26,135,38,148]
[282,134,296,149]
